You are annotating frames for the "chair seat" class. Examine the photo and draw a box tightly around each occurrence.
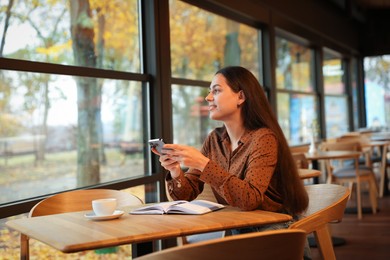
[370,154,382,163]
[344,155,381,166]
[333,165,373,178]
[185,231,225,243]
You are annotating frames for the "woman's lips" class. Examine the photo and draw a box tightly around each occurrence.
[208,105,216,111]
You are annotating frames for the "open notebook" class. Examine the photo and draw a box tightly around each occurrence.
[130,200,225,215]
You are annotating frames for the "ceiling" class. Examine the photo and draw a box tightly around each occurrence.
[355,0,390,9]
[323,0,390,55]
[327,0,390,23]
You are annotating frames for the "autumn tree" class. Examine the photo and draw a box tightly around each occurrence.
[69,0,140,185]
[169,1,258,144]
[0,0,71,163]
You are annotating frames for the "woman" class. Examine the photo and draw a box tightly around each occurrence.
[155,66,308,219]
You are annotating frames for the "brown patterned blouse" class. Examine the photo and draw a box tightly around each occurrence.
[166,126,284,212]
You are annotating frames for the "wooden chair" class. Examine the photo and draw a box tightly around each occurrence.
[290,144,310,154]
[291,152,322,183]
[337,134,376,166]
[21,189,143,260]
[137,229,307,260]
[292,152,310,169]
[289,184,350,260]
[320,141,378,219]
[339,134,389,198]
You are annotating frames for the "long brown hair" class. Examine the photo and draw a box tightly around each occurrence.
[215,66,309,215]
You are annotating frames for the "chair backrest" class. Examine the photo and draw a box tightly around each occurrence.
[320,141,362,176]
[290,144,310,154]
[320,141,361,152]
[289,184,350,260]
[137,229,307,260]
[300,184,350,219]
[338,134,371,144]
[292,152,309,169]
[30,189,143,217]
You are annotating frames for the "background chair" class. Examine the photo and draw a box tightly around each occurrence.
[320,141,378,219]
[290,144,310,154]
[340,133,390,198]
[21,189,143,260]
[137,229,307,260]
[292,152,310,169]
[337,134,379,167]
[289,184,350,260]
[290,149,321,183]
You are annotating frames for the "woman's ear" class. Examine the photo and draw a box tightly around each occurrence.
[238,90,246,105]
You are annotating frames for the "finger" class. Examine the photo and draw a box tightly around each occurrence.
[151,147,162,156]
[163,144,185,150]
[161,159,179,169]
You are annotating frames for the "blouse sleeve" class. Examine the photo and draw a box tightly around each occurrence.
[166,135,212,201]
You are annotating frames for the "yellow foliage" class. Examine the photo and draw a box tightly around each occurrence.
[169,1,259,80]
[36,41,72,56]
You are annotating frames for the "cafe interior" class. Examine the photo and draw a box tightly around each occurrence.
[1,0,390,259]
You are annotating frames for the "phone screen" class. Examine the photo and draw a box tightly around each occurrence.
[148,139,165,154]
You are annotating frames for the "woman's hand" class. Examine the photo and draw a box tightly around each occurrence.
[151,147,182,178]
[162,144,210,172]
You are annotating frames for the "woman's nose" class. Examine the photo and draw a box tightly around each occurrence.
[205,93,212,101]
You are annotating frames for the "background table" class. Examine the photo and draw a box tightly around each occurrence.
[305,150,361,184]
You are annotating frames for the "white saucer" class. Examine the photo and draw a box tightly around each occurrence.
[84,210,124,221]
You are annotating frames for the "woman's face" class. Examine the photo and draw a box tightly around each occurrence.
[205,74,244,122]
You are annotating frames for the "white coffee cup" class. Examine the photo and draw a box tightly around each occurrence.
[92,198,117,216]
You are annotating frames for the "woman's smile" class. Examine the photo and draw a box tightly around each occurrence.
[208,104,217,111]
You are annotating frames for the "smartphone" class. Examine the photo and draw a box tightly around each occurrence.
[148,138,171,154]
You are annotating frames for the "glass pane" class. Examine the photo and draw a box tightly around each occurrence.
[277,93,318,145]
[364,55,390,129]
[323,52,345,94]
[0,70,146,203]
[0,0,141,73]
[276,37,314,92]
[325,96,349,138]
[169,0,260,81]
[172,85,222,148]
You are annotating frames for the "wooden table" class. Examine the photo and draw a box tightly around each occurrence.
[305,150,362,163]
[6,205,292,258]
[371,132,390,142]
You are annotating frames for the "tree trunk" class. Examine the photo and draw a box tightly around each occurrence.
[224,20,241,66]
[70,0,101,186]
[0,0,14,56]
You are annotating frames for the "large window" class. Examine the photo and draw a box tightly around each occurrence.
[1,0,141,72]
[275,36,318,145]
[364,55,390,129]
[0,0,150,204]
[323,49,348,138]
[169,0,262,147]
